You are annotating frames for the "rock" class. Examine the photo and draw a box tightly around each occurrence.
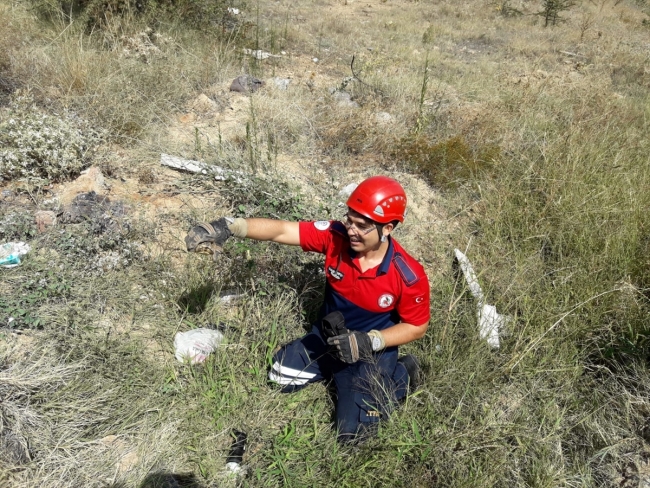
[99,435,121,447]
[189,94,218,113]
[117,450,139,473]
[338,183,358,198]
[60,192,128,241]
[178,113,197,124]
[230,75,265,94]
[271,77,292,90]
[332,90,359,108]
[59,167,106,206]
[34,210,57,233]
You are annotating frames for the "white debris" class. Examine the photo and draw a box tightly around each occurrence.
[0,242,31,268]
[338,183,358,198]
[160,154,207,174]
[174,328,224,364]
[243,48,280,60]
[219,292,245,306]
[454,249,509,349]
[227,7,240,15]
[312,57,319,63]
[160,154,244,182]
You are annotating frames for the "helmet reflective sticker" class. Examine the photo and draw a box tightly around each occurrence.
[373,205,384,217]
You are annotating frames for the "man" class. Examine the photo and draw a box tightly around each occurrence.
[186,176,430,443]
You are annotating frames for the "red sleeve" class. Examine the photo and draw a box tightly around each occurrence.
[299,220,336,254]
[396,266,431,326]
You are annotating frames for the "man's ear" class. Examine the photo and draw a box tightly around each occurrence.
[383,222,394,236]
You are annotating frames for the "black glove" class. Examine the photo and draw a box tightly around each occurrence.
[327,331,373,364]
[185,218,232,260]
[321,311,347,339]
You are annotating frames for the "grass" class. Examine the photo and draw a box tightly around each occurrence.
[1,0,650,486]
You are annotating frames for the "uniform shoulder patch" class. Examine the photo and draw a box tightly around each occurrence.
[314,221,331,231]
[393,252,419,286]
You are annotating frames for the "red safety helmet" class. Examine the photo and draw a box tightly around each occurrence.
[346,176,407,224]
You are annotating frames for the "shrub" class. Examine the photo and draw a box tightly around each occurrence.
[0,94,100,183]
[393,134,499,189]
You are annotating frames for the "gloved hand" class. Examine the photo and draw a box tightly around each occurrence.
[185,217,233,260]
[327,331,374,364]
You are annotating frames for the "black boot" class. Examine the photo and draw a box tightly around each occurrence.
[397,354,421,394]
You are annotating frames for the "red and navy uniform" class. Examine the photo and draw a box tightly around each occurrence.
[299,220,430,331]
[269,220,431,443]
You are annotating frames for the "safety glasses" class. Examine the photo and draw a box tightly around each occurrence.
[342,213,377,235]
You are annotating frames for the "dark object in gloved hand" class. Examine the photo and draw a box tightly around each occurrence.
[185,218,232,260]
[327,331,373,364]
[321,311,347,338]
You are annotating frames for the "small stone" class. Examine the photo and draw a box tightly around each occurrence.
[230,75,265,93]
[312,57,319,63]
[99,435,119,446]
[332,91,359,108]
[34,210,57,233]
[338,183,358,197]
[179,113,197,124]
[271,77,292,90]
[117,451,139,473]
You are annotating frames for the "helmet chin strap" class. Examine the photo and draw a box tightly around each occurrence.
[376,224,386,243]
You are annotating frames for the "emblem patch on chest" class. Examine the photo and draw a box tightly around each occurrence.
[328,266,344,280]
[378,294,395,308]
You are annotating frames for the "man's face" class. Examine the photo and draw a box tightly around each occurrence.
[344,209,381,252]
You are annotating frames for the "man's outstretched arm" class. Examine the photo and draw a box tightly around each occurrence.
[238,218,301,246]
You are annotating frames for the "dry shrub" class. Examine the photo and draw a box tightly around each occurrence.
[318,105,404,158]
[0,5,42,100]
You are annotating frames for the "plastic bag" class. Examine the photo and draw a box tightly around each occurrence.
[173,328,224,364]
[0,242,31,268]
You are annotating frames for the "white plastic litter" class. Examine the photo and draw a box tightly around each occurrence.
[0,242,30,268]
[243,48,280,60]
[227,7,240,15]
[219,292,245,306]
[454,249,509,349]
[160,154,244,182]
[174,328,224,364]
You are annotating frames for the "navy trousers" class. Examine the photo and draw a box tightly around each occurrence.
[268,325,410,443]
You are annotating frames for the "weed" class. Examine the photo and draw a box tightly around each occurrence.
[0,211,37,242]
[1,265,71,329]
[0,93,101,184]
[539,0,576,26]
